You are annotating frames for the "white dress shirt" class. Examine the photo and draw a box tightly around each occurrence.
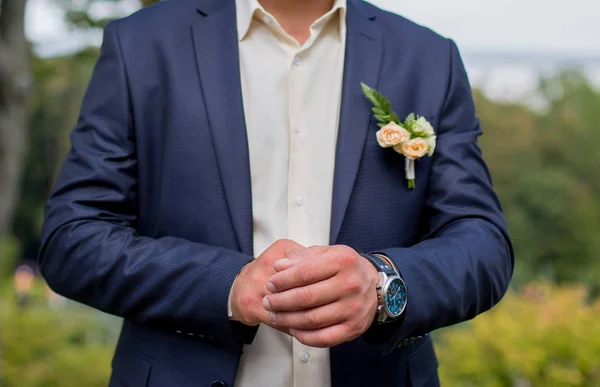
[232,0,347,386]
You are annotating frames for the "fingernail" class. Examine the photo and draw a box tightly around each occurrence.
[289,329,296,336]
[266,282,276,292]
[262,296,271,311]
[269,312,277,322]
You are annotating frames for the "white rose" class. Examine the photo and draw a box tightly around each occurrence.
[426,135,437,156]
[413,117,435,136]
[394,138,429,160]
[376,122,411,148]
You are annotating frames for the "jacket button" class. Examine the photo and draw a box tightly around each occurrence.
[211,381,225,387]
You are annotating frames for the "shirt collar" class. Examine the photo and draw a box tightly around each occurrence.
[235,0,347,42]
[235,0,260,41]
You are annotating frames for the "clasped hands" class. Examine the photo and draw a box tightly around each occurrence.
[230,239,380,348]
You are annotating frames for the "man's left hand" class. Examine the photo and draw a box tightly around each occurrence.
[262,245,380,348]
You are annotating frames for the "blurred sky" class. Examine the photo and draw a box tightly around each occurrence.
[25,0,600,101]
[376,0,600,55]
[27,0,600,55]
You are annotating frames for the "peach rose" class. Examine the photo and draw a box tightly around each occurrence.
[394,138,429,160]
[376,122,410,148]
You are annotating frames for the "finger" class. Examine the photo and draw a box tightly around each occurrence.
[250,303,293,336]
[265,322,292,336]
[268,302,347,330]
[272,257,299,273]
[268,254,340,292]
[264,278,340,312]
[254,308,293,336]
[273,245,330,272]
[291,324,357,348]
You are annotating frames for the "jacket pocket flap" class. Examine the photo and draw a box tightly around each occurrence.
[408,337,439,387]
[111,349,152,387]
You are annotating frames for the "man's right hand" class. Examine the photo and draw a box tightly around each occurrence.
[230,239,304,326]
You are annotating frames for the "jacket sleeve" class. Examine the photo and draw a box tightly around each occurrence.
[38,22,255,353]
[364,40,514,353]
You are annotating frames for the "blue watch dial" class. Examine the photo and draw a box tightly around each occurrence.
[385,277,407,317]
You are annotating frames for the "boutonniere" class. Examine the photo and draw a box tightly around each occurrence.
[361,83,436,189]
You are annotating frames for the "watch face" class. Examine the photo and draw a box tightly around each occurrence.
[384,277,407,318]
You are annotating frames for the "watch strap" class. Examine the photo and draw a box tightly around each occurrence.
[360,253,397,276]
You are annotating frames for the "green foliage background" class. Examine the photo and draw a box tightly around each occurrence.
[437,283,600,386]
[474,72,600,292]
[1,286,117,387]
[2,11,600,386]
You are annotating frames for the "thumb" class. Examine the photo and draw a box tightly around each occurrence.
[273,257,300,272]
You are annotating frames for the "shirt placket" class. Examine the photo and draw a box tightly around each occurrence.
[286,40,319,387]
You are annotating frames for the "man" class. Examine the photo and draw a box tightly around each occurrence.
[38,0,514,385]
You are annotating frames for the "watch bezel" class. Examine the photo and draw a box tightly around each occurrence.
[382,276,407,318]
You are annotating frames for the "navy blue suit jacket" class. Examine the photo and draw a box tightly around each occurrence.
[39,0,514,386]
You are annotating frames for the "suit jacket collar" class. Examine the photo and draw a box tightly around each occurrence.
[329,0,383,244]
[192,1,254,255]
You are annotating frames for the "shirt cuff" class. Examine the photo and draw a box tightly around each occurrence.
[228,274,239,321]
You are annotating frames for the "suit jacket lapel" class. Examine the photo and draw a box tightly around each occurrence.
[192,0,254,255]
[330,1,383,245]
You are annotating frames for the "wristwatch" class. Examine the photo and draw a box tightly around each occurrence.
[361,253,407,323]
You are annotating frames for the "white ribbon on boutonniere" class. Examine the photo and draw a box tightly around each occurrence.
[361,82,436,189]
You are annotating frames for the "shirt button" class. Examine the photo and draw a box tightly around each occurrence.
[262,15,272,24]
[293,127,301,134]
[294,56,301,66]
[301,352,310,363]
[295,197,304,207]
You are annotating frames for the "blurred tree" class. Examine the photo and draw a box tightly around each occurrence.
[0,0,31,248]
[58,0,159,30]
[12,49,99,262]
[3,0,158,267]
[476,73,600,293]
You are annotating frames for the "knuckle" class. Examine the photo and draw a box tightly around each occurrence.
[297,289,314,305]
[352,316,364,331]
[268,295,280,310]
[339,245,355,255]
[294,331,308,345]
[317,331,333,347]
[339,251,358,267]
[275,238,293,246]
[271,239,293,253]
[346,278,362,294]
[287,248,307,260]
[341,320,359,337]
[299,331,324,347]
[349,300,363,316]
[357,319,369,335]
[278,238,300,252]
[274,312,287,325]
[307,245,329,255]
[297,264,314,283]
[304,312,319,328]
[352,315,369,335]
